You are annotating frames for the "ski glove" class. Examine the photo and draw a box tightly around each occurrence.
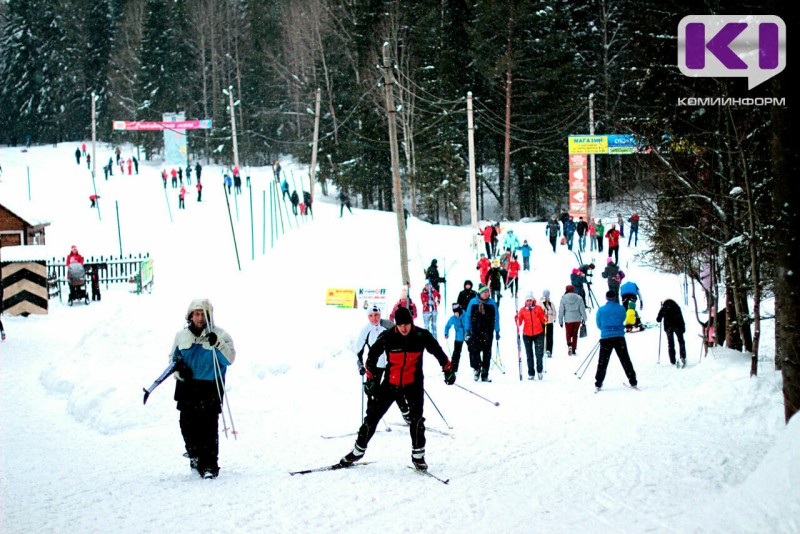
[357,361,366,376]
[464,332,471,343]
[363,379,378,398]
[444,368,456,385]
[496,332,501,341]
[173,358,193,381]
[207,332,218,346]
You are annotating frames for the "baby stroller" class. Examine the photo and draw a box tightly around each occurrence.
[67,263,90,306]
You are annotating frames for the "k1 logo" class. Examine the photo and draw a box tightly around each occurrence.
[678,15,785,89]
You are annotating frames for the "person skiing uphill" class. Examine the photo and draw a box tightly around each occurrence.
[464,285,500,382]
[476,254,491,285]
[594,291,638,392]
[390,286,418,322]
[502,229,521,253]
[601,257,624,300]
[657,299,687,367]
[425,259,446,292]
[546,216,560,253]
[517,292,546,379]
[169,299,236,479]
[339,307,454,471]
[444,303,467,372]
[420,279,441,339]
[457,280,477,312]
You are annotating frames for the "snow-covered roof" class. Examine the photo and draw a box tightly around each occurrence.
[0,199,51,227]
[0,244,49,262]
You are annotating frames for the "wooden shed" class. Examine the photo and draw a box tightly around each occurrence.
[0,201,50,248]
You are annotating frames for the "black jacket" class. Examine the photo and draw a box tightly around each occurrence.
[457,283,477,311]
[366,326,450,387]
[657,299,685,333]
[426,263,445,291]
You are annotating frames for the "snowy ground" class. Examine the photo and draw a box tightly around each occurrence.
[1,143,798,533]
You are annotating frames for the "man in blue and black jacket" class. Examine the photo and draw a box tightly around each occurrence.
[594,290,638,392]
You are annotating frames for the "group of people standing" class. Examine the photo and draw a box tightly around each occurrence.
[544,209,640,260]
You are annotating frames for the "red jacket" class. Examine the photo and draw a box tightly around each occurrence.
[506,259,520,280]
[420,287,441,312]
[606,229,620,248]
[390,299,417,321]
[477,257,491,278]
[482,226,493,243]
[365,325,450,387]
[516,305,545,336]
[66,252,84,266]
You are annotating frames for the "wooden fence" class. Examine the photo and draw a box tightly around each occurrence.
[48,253,151,289]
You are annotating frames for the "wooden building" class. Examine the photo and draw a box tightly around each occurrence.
[0,201,50,248]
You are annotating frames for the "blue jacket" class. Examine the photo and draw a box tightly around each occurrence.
[464,296,500,339]
[444,314,466,342]
[564,220,576,235]
[517,244,532,258]
[620,281,641,301]
[595,300,627,339]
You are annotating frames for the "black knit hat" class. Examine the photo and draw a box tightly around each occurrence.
[394,306,413,325]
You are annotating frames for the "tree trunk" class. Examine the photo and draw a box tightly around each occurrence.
[502,5,514,220]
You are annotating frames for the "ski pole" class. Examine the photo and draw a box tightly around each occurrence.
[212,346,237,439]
[495,338,505,370]
[575,341,600,378]
[205,307,237,439]
[455,383,500,406]
[658,320,663,364]
[423,389,452,429]
[361,374,365,425]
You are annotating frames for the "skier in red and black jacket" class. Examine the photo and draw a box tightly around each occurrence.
[339,306,455,471]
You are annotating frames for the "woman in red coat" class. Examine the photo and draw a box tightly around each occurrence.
[66,246,84,266]
[516,293,546,379]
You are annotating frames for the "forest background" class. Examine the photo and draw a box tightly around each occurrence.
[1,0,798,417]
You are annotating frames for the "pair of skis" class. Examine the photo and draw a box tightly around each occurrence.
[595,382,640,393]
[289,461,449,484]
[321,422,451,440]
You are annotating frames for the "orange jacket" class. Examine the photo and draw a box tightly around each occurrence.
[517,305,545,336]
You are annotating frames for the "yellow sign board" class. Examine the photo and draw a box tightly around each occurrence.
[325,288,357,308]
[568,136,609,155]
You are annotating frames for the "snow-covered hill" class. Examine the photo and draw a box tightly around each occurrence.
[0,143,796,533]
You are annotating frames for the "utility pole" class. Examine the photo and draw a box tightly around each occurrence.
[224,86,239,171]
[589,93,596,220]
[309,88,321,204]
[91,92,97,182]
[382,43,410,286]
[467,92,478,255]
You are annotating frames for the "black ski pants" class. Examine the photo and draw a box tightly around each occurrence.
[523,333,545,376]
[665,328,686,364]
[356,382,425,452]
[595,336,637,388]
[451,340,464,372]
[468,337,493,378]
[549,236,557,252]
[179,407,220,474]
[608,245,619,264]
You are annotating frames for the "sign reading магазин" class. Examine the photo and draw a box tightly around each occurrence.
[568,135,642,155]
[678,15,786,90]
